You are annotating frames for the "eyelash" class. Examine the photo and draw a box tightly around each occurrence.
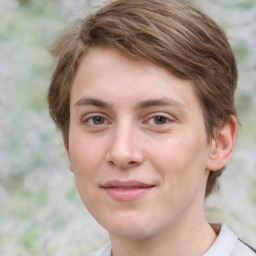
[83,115,109,126]
[147,115,172,125]
[82,113,173,127]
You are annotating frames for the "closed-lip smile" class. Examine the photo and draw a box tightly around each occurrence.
[101,180,155,201]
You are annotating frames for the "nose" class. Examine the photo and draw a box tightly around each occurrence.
[106,123,145,169]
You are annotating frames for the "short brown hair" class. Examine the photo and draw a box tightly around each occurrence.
[48,0,238,197]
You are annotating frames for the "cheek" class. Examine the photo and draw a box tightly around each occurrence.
[69,138,103,208]
[68,135,107,202]
[69,134,105,172]
[148,134,209,189]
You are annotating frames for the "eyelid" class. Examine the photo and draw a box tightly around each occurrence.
[148,116,169,125]
[82,112,111,126]
[144,113,175,125]
[87,116,107,125]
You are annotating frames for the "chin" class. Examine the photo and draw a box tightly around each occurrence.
[109,226,152,240]
[103,214,159,240]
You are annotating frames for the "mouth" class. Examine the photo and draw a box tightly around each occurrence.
[101,180,155,201]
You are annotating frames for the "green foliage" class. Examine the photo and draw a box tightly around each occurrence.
[1,0,256,254]
[237,1,255,9]
[249,179,256,205]
[236,93,253,117]
[17,0,31,6]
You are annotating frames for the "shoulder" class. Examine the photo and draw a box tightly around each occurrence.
[83,242,112,256]
[232,240,256,256]
[204,222,256,256]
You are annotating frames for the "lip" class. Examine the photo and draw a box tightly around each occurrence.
[101,180,155,201]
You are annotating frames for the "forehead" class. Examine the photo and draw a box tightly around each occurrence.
[75,46,172,84]
[71,46,202,113]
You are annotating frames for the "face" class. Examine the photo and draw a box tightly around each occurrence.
[66,46,214,240]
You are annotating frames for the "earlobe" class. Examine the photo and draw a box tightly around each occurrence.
[63,137,74,173]
[206,116,238,171]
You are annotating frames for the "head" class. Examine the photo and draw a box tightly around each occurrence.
[48,0,238,197]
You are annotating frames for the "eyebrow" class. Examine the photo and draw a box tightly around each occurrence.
[74,97,187,111]
[75,98,112,108]
[135,98,186,110]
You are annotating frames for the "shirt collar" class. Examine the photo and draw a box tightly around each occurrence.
[203,222,238,256]
[97,222,238,256]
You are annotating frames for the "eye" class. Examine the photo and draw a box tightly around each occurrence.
[83,115,108,126]
[90,116,106,125]
[148,115,170,125]
[153,116,168,125]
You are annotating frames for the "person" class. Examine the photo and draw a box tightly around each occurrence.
[47,0,256,255]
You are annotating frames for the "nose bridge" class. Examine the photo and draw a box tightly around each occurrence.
[106,119,143,168]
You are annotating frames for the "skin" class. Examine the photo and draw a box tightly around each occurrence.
[65,46,237,256]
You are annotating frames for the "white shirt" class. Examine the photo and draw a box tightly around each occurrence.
[84,223,255,256]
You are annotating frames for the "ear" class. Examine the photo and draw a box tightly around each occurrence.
[206,116,238,171]
[63,136,74,173]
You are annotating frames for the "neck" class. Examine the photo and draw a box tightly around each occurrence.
[110,210,217,256]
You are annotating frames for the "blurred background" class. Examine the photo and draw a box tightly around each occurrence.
[0,0,255,255]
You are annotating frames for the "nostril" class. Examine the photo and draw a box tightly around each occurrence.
[107,160,137,168]
[128,161,136,165]
[109,160,115,166]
